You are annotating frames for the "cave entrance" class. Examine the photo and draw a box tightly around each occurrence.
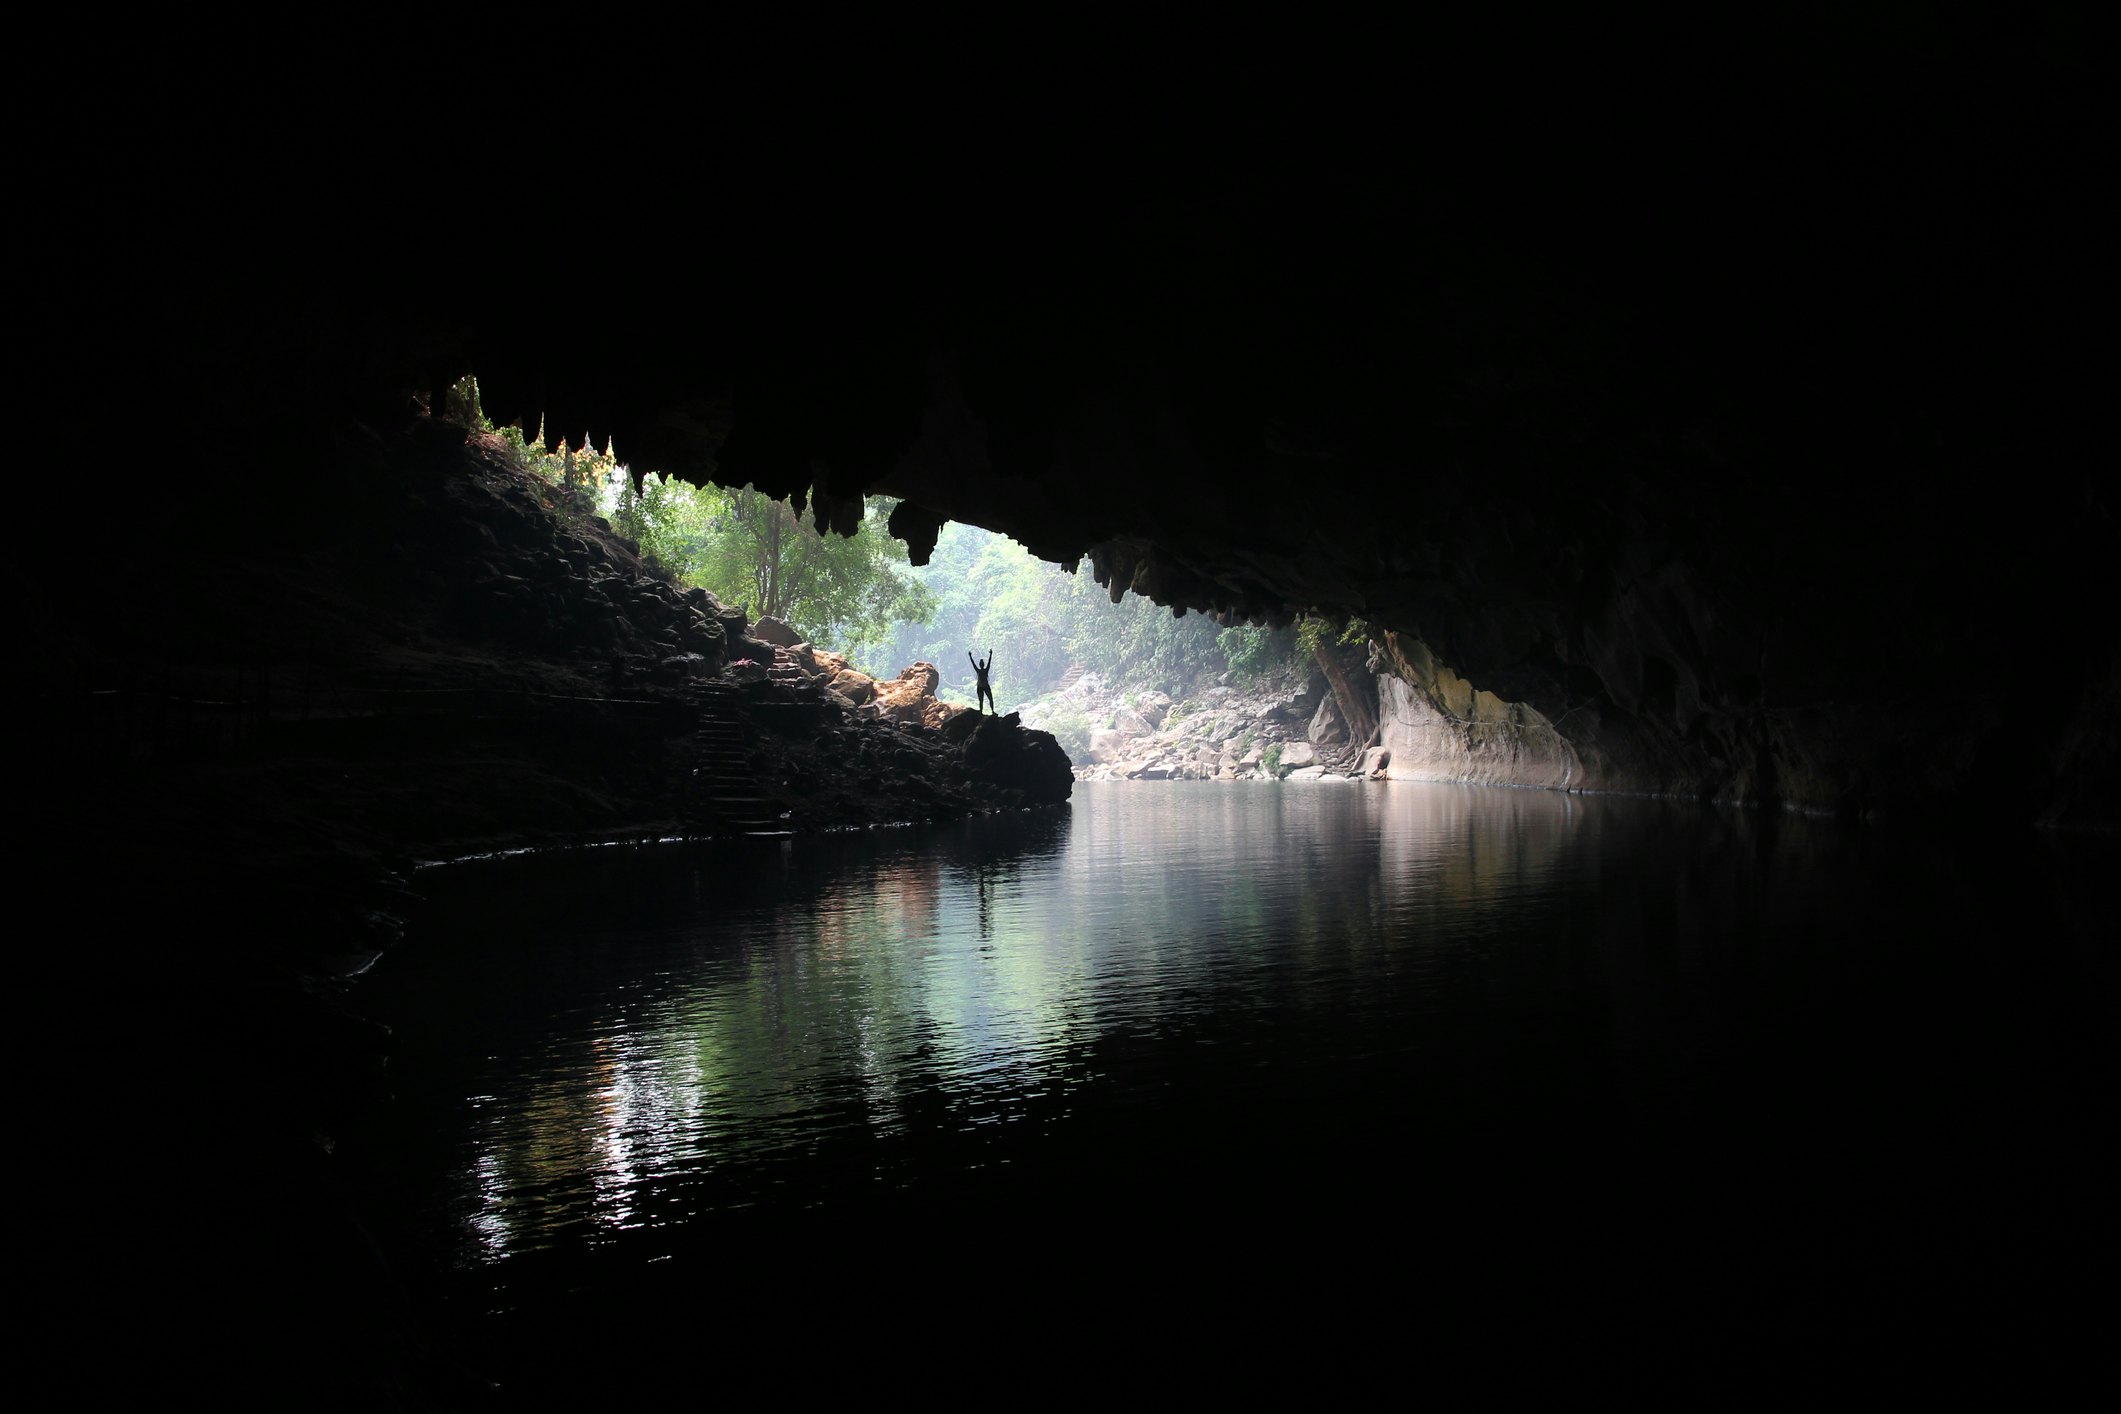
[546,423,1364,784]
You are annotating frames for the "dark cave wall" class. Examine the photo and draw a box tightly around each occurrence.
[26,20,2117,821]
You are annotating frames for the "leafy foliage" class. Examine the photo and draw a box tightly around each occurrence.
[878,522,1295,705]
[456,378,931,669]
[1217,623,1295,680]
[609,481,936,670]
[1294,614,1375,657]
[1029,705,1094,763]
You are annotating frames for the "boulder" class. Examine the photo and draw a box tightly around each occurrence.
[1280,741,1317,769]
[1139,691,1173,727]
[751,614,802,647]
[873,661,942,723]
[831,669,877,705]
[1308,693,1348,745]
[960,713,1073,804]
[876,695,926,726]
[1361,746,1392,776]
[1113,707,1152,737]
[1088,728,1125,763]
[924,699,969,732]
[1286,765,1329,781]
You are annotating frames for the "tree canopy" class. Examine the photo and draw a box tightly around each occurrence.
[608,478,934,670]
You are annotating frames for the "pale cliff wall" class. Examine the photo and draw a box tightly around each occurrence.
[1372,634,1583,789]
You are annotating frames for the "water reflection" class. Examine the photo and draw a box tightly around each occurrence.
[370,786,1628,1262]
[351,782,2120,1403]
[359,781,2110,1283]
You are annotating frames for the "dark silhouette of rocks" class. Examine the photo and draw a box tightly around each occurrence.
[960,712,1073,805]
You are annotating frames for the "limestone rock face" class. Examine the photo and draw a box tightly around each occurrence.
[1374,636,1581,789]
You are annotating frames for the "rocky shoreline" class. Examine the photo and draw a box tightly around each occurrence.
[1035,665,1382,784]
[1025,637,1582,793]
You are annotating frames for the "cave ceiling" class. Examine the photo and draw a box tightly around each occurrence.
[33,24,2112,803]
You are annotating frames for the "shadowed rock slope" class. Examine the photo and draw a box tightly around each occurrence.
[29,419,1070,897]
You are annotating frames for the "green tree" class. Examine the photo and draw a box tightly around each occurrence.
[661,485,934,669]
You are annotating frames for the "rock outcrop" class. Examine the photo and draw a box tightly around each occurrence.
[1371,634,1583,790]
[751,615,802,648]
[1024,632,1687,795]
[959,713,1073,805]
[713,628,1064,813]
[1031,664,1377,783]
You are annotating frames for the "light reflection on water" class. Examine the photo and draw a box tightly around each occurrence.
[349,781,2119,1399]
[356,781,2110,1284]
[367,784,1622,1262]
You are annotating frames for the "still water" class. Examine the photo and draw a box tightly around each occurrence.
[353,782,2115,1396]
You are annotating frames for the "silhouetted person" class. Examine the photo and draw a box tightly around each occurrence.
[970,649,996,715]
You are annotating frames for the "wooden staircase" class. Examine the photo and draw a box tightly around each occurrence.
[687,681,786,834]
